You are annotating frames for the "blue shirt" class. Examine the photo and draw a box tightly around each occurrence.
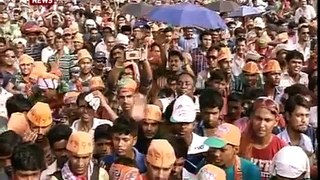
[103,147,147,173]
[225,158,261,180]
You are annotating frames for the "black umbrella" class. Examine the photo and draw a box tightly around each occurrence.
[205,0,241,13]
[120,2,154,18]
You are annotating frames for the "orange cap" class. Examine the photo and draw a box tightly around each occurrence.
[146,139,176,168]
[109,163,141,180]
[26,102,53,127]
[66,131,94,155]
[215,123,241,146]
[70,23,79,34]
[217,47,231,62]
[242,61,260,74]
[196,164,226,180]
[29,61,47,80]
[77,49,92,62]
[144,104,162,122]
[263,59,282,73]
[277,32,288,43]
[63,91,80,104]
[19,54,34,65]
[89,76,105,91]
[73,33,84,43]
[117,77,137,93]
[7,113,30,136]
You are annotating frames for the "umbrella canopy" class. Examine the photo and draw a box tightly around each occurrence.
[147,3,227,30]
[205,0,240,13]
[120,2,154,18]
[229,6,265,17]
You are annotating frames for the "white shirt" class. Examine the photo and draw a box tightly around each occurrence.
[231,54,246,77]
[0,88,13,119]
[71,118,113,135]
[41,160,58,180]
[279,71,309,89]
[196,70,210,89]
[277,128,314,154]
[295,42,311,62]
[41,46,70,63]
[310,106,317,128]
[294,5,316,23]
[188,133,208,155]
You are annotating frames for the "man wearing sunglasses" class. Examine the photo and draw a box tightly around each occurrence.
[93,51,110,79]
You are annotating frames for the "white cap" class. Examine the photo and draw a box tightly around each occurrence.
[270,44,296,58]
[269,146,310,179]
[245,51,262,61]
[253,17,265,29]
[170,95,196,123]
[115,33,130,45]
[12,38,27,47]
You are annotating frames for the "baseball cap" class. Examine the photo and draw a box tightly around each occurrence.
[269,146,310,179]
[204,137,226,149]
[66,131,94,155]
[170,95,196,123]
[214,123,241,146]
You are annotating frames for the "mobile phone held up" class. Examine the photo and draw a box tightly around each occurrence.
[125,50,142,60]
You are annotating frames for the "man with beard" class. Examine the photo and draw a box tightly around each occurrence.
[262,60,283,103]
[197,88,224,137]
[42,124,72,180]
[278,94,313,157]
[135,104,163,154]
[85,27,103,55]
[280,50,308,88]
[23,102,53,143]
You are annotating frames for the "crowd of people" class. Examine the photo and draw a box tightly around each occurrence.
[0,0,318,179]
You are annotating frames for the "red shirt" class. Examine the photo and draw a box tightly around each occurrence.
[250,135,287,180]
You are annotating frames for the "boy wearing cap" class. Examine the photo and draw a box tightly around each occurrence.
[5,54,35,95]
[169,95,208,176]
[75,49,94,92]
[142,139,176,180]
[262,60,283,103]
[51,131,109,180]
[204,123,261,180]
[103,116,147,173]
[136,104,163,154]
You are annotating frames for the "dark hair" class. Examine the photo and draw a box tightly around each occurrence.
[234,27,246,36]
[0,139,12,157]
[6,94,32,118]
[4,48,15,54]
[112,116,138,137]
[94,124,112,142]
[236,37,246,45]
[205,70,227,86]
[11,143,45,171]
[109,44,126,66]
[227,93,243,103]
[166,135,188,159]
[0,37,6,44]
[243,88,266,100]
[308,76,317,92]
[76,91,91,106]
[54,34,64,42]
[285,94,311,114]
[150,42,161,50]
[47,124,72,148]
[199,88,223,110]
[284,84,311,97]
[199,30,212,41]
[285,50,304,63]
[162,27,174,33]
[168,50,183,61]
[178,71,196,85]
[207,45,221,53]
[0,130,22,147]
[113,157,138,168]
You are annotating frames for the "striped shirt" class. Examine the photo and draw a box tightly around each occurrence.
[25,42,46,61]
[48,53,76,81]
[190,47,207,76]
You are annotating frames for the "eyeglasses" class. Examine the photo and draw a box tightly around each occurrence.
[253,97,279,114]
